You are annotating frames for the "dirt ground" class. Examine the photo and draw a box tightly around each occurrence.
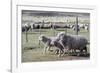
[22,48,90,62]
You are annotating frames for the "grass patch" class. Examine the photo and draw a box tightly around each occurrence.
[22,28,90,62]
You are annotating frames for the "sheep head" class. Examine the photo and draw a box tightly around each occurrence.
[57,32,65,39]
[38,35,45,41]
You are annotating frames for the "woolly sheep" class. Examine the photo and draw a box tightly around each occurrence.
[57,32,89,55]
[38,35,64,57]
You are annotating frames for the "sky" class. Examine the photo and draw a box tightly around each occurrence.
[22,10,90,17]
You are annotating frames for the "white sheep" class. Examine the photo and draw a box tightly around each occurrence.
[38,35,64,57]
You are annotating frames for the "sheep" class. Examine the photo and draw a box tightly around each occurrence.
[56,32,89,56]
[72,24,80,31]
[22,23,31,32]
[84,24,89,31]
[38,35,64,57]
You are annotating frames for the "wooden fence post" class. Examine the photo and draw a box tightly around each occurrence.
[75,16,79,35]
[25,27,28,42]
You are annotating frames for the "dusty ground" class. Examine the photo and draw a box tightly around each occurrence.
[22,48,90,62]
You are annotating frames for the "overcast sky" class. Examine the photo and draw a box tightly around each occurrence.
[22,10,90,17]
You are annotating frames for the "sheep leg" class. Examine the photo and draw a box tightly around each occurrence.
[61,48,66,56]
[85,47,87,55]
[83,46,87,55]
[67,49,70,55]
[77,48,82,56]
[65,46,70,55]
[69,49,73,55]
[71,49,74,55]
[43,45,48,54]
[47,46,51,51]
[47,46,54,52]
[58,49,61,57]
[55,49,59,54]
[72,49,77,55]
[59,41,66,56]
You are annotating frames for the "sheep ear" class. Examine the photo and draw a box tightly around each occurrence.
[38,36,42,41]
[39,34,44,40]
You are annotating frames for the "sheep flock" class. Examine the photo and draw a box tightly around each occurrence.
[39,32,89,57]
